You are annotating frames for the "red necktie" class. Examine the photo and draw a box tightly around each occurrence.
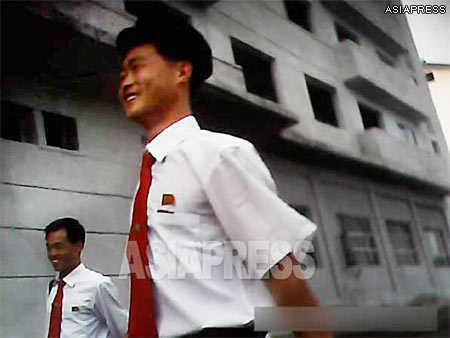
[127,152,158,337]
[48,280,65,338]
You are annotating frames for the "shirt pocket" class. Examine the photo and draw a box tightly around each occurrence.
[64,299,94,324]
[154,211,200,233]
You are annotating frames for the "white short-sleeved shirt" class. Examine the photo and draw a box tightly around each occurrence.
[138,116,316,337]
[45,264,128,338]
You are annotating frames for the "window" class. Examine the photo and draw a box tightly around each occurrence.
[292,205,321,267]
[431,140,440,154]
[306,76,338,126]
[231,38,278,102]
[423,229,449,267]
[43,111,79,150]
[335,23,358,43]
[284,0,311,31]
[359,103,381,130]
[397,122,417,145]
[425,72,435,82]
[338,214,379,267]
[386,220,419,265]
[376,50,396,67]
[1,100,37,144]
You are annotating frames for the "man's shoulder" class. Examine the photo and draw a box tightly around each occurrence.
[79,266,111,285]
[178,129,257,180]
[188,129,254,153]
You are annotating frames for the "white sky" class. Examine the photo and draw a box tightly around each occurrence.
[402,0,450,64]
[402,0,450,151]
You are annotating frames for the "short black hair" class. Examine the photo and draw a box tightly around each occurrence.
[116,12,212,95]
[45,218,86,246]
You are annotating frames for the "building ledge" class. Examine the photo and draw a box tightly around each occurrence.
[358,128,450,189]
[321,0,406,56]
[193,56,299,143]
[335,40,428,121]
[276,123,450,194]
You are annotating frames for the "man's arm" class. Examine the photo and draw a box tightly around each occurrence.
[264,253,333,338]
[199,143,330,335]
[94,278,128,338]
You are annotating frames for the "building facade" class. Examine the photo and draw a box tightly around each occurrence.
[1,1,449,336]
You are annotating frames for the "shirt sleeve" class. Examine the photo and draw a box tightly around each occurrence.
[203,143,317,279]
[93,278,128,337]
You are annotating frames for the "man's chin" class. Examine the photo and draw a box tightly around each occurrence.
[52,265,62,272]
[125,109,143,121]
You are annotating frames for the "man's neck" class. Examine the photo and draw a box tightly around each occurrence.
[143,107,191,142]
[59,262,81,280]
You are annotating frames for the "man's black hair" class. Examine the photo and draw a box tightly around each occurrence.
[45,217,86,246]
[116,9,212,96]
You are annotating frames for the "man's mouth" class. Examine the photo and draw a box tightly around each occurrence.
[124,93,138,102]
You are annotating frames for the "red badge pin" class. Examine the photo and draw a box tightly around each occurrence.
[72,306,80,312]
[162,194,175,206]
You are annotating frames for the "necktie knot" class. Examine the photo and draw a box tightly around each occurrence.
[142,152,155,169]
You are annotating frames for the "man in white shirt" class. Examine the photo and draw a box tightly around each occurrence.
[45,217,128,338]
[117,6,331,338]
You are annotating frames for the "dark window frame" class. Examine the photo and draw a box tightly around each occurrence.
[376,50,396,68]
[386,220,419,266]
[231,37,278,102]
[43,111,79,151]
[284,0,312,31]
[305,76,339,127]
[425,72,435,82]
[358,103,381,130]
[1,100,37,144]
[431,140,440,154]
[338,214,380,267]
[423,228,449,267]
[397,122,417,145]
[335,23,359,43]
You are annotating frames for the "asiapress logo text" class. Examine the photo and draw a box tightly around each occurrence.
[385,4,446,14]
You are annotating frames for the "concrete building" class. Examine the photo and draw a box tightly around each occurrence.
[424,62,450,153]
[1,0,449,336]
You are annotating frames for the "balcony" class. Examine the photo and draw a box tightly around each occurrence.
[358,128,450,190]
[205,56,298,122]
[334,41,428,121]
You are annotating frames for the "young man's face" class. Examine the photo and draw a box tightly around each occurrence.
[46,228,82,277]
[118,43,182,122]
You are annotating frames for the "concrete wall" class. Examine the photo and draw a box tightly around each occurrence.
[1,71,139,337]
[264,153,449,306]
[1,1,449,337]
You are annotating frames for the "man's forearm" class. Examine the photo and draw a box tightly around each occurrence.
[263,253,333,337]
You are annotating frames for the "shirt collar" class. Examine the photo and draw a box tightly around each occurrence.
[58,263,86,288]
[145,115,200,162]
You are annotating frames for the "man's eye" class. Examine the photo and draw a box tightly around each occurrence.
[132,63,145,71]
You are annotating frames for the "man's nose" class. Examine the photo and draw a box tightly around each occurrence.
[120,70,134,88]
[47,248,57,258]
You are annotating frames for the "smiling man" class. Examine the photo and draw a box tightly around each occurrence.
[117,8,330,338]
[44,217,127,338]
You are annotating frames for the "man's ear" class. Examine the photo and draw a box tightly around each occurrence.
[176,61,193,84]
[74,241,84,254]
